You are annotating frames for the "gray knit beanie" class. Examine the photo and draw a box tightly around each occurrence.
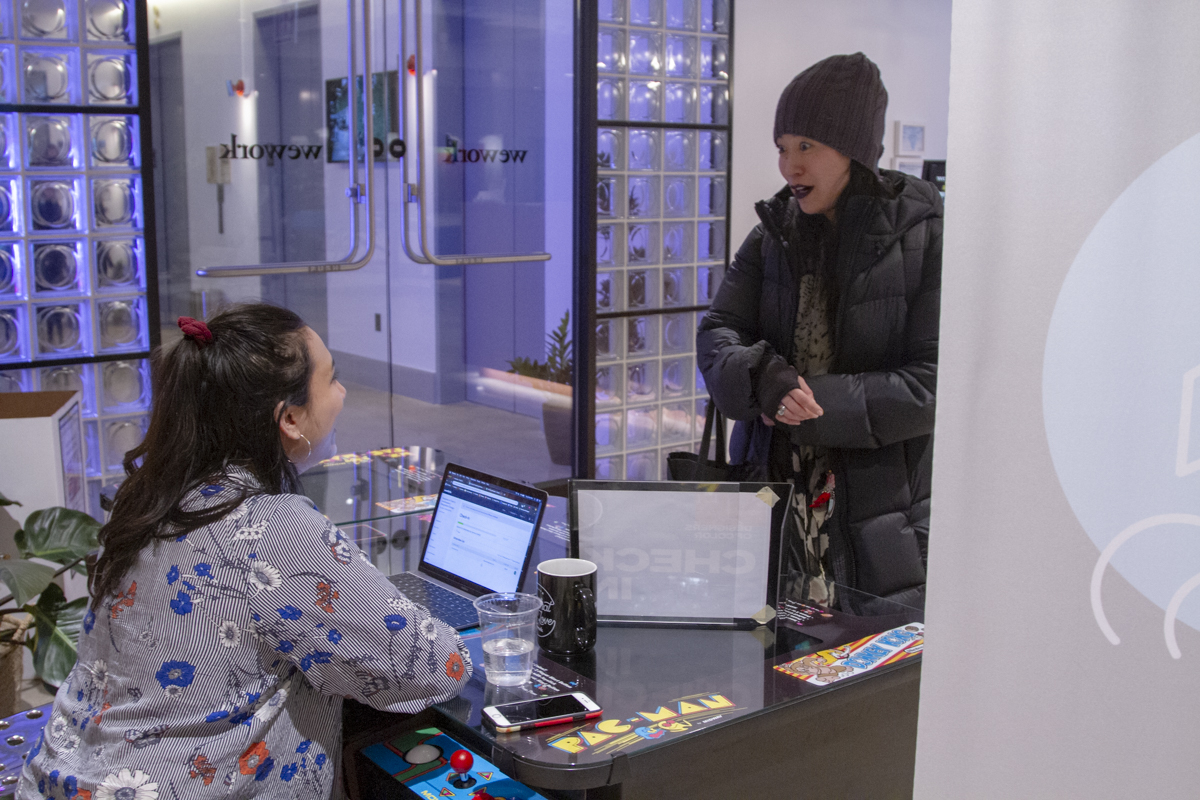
[773,52,888,174]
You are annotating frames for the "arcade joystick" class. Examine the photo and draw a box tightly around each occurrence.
[447,749,477,790]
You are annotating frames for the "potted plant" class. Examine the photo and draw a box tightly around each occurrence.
[0,491,99,711]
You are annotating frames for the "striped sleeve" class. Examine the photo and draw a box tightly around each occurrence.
[245,494,472,713]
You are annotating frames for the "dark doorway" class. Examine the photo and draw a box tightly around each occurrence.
[255,2,328,340]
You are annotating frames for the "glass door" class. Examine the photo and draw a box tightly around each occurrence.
[149,0,577,484]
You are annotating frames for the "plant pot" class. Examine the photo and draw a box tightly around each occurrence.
[0,615,30,717]
[542,401,573,466]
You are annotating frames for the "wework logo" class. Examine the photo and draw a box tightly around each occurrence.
[220,134,322,161]
[438,135,528,164]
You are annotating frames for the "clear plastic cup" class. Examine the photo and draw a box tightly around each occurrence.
[473,592,541,686]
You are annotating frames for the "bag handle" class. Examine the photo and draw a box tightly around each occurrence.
[698,398,729,468]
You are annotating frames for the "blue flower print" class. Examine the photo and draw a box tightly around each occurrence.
[63,775,78,797]
[169,590,193,615]
[49,770,59,788]
[384,614,407,631]
[82,609,96,634]
[205,710,230,723]
[26,730,43,762]
[167,565,180,585]
[200,484,224,497]
[195,563,212,577]
[299,651,333,672]
[155,660,196,689]
[327,628,342,644]
[229,710,255,726]
[277,605,303,621]
[38,779,44,794]
[297,740,311,754]
[315,753,327,768]
[280,763,299,782]
[255,756,275,781]
[276,641,294,654]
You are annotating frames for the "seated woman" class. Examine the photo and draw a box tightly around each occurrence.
[18,304,471,799]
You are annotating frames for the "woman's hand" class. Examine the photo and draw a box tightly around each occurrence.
[764,377,823,426]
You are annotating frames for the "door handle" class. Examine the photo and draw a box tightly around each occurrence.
[398,0,551,266]
[197,0,376,277]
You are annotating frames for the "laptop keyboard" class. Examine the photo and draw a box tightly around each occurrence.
[387,573,479,630]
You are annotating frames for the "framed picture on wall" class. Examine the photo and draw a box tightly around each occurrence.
[892,156,925,178]
[895,121,925,157]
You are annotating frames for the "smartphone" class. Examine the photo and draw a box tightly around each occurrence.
[482,692,602,733]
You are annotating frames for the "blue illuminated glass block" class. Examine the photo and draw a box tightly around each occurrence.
[22,47,81,104]
[99,358,148,412]
[85,0,135,44]
[0,367,34,392]
[0,178,19,234]
[92,175,139,229]
[0,48,14,105]
[25,114,83,169]
[30,239,87,296]
[0,242,23,298]
[0,114,16,170]
[86,50,135,105]
[28,175,83,231]
[625,449,658,481]
[95,294,144,352]
[89,115,138,168]
[40,361,95,414]
[20,0,78,41]
[0,304,29,363]
[94,237,141,292]
[34,299,89,356]
[103,413,145,473]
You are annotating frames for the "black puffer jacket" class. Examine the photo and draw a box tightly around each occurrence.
[697,172,942,602]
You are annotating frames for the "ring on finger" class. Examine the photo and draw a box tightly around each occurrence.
[777,404,788,417]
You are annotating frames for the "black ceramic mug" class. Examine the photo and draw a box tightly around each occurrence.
[536,558,597,655]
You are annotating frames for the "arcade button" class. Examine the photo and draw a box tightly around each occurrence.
[403,743,442,765]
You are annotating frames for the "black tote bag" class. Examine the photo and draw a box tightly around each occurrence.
[667,399,765,482]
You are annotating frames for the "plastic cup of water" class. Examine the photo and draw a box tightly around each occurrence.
[473,592,541,686]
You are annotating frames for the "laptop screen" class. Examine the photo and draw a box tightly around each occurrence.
[420,465,546,595]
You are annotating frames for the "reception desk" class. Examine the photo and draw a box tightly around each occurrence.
[303,455,924,799]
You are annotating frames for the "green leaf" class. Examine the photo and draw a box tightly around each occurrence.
[28,583,87,688]
[18,507,100,567]
[0,559,56,606]
[0,490,20,507]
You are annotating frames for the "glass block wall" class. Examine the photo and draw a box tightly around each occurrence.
[592,0,730,480]
[0,0,152,517]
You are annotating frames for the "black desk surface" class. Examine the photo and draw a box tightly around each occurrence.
[427,497,923,793]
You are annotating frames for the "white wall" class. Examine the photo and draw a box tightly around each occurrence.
[730,0,952,243]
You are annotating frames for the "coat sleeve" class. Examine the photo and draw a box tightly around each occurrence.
[697,225,800,422]
[247,495,472,714]
[789,214,941,449]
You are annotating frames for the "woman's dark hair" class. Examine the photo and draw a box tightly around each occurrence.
[89,303,312,608]
[793,160,891,331]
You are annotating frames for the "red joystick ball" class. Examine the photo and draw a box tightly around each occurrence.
[450,749,474,775]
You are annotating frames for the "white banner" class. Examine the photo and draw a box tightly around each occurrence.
[916,1,1200,796]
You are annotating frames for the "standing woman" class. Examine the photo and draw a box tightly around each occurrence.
[19,304,471,799]
[698,53,942,605]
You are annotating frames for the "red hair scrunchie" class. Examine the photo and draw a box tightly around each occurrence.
[178,316,214,347]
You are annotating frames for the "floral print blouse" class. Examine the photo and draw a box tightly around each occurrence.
[17,478,472,800]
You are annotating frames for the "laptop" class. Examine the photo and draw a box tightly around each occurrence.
[388,463,548,630]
